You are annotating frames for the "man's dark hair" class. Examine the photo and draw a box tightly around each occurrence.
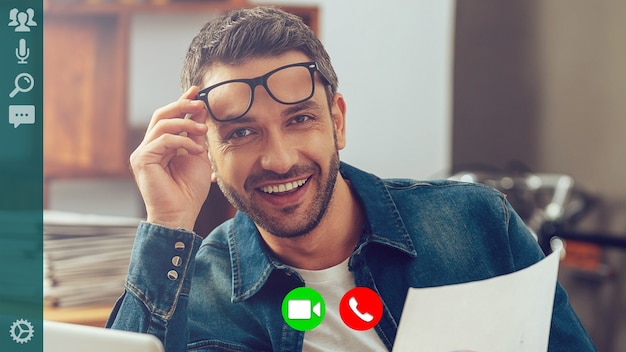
[181,6,338,101]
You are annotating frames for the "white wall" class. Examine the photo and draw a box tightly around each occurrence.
[129,0,455,179]
[128,13,219,127]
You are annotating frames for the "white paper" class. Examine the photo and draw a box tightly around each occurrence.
[393,249,561,352]
[44,210,142,228]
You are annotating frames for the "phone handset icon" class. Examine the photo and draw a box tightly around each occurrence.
[340,287,383,330]
[349,296,374,322]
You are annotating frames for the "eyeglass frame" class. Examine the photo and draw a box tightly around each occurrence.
[196,61,331,122]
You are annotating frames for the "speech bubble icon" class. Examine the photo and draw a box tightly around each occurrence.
[9,105,36,128]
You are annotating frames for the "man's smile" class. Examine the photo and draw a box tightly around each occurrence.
[259,177,310,194]
[253,175,313,211]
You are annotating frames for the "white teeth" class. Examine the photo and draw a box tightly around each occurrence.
[261,179,307,194]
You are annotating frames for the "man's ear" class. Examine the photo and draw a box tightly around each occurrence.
[331,93,347,150]
[210,166,218,183]
[207,146,218,183]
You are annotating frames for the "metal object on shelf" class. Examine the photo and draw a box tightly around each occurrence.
[448,171,583,234]
[449,170,626,277]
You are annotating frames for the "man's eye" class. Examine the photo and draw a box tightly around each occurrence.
[228,128,253,140]
[291,115,311,124]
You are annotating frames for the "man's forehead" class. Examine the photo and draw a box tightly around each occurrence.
[200,51,313,88]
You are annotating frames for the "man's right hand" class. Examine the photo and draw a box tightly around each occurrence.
[130,86,212,232]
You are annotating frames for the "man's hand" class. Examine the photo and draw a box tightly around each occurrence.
[130,86,212,232]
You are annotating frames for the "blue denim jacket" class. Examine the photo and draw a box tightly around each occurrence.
[107,162,596,351]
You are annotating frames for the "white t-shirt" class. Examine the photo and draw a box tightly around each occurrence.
[290,258,388,352]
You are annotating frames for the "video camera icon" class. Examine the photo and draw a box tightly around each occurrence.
[288,299,322,320]
[282,287,325,331]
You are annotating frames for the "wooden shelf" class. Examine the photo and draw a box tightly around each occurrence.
[44,305,113,327]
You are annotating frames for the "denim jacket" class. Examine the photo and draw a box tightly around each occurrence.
[107,162,596,351]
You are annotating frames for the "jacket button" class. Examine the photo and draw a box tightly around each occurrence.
[167,270,179,281]
[174,241,185,251]
[171,256,182,267]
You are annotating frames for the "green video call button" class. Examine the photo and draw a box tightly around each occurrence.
[281,287,325,331]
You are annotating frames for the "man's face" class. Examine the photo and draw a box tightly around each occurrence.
[202,51,347,238]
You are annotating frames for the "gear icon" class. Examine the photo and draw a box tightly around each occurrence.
[10,319,34,344]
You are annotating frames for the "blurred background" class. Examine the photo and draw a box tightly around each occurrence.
[42,0,624,350]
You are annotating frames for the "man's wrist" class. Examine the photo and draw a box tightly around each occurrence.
[146,216,196,233]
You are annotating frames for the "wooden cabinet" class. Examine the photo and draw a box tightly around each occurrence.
[44,13,128,178]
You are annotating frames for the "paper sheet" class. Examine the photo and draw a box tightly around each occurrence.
[393,249,561,352]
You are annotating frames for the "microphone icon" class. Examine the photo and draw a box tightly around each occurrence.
[16,38,30,64]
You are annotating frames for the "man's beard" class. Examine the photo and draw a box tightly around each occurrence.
[214,151,340,239]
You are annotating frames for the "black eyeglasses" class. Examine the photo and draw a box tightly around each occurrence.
[197,61,329,122]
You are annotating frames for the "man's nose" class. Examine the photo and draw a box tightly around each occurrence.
[259,131,299,175]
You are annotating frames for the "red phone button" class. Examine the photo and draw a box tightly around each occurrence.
[339,287,383,330]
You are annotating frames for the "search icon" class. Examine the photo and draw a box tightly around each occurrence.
[9,72,34,98]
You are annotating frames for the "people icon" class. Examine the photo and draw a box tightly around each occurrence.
[8,8,37,33]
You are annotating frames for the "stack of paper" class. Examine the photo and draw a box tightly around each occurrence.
[43,210,141,307]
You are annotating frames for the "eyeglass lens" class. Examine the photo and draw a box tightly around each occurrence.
[205,63,315,121]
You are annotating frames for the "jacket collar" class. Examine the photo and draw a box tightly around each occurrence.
[228,162,417,302]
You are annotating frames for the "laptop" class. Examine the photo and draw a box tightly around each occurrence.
[44,320,164,352]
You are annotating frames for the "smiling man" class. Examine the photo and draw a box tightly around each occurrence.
[107,6,597,352]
